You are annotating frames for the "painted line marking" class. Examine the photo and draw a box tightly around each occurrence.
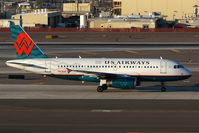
[126,132,199,133]
[81,51,97,55]
[171,49,181,53]
[91,109,123,113]
[126,50,138,54]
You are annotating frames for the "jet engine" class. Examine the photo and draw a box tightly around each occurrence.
[107,77,137,89]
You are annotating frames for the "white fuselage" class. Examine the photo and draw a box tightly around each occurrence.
[6,58,192,82]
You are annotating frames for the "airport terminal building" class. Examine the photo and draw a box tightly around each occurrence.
[113,0,199,20]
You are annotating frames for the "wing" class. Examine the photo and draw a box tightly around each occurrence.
[70,69,133,79]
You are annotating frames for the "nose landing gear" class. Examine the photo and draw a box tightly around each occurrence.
[161,82,167,92]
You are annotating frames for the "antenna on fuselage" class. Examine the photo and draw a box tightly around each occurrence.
[79,56,82,59]
[160,56,163,60]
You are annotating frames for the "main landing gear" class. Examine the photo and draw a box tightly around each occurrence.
[97,84,108,92]
[161,82,167,92]
[97,79,108,92]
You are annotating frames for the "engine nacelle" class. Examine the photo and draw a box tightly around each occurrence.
[107,77,136,89]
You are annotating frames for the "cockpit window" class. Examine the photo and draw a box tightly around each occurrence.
[174,65,184,69]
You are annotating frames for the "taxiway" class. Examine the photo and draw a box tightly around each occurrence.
[0,44,199,132]
[0,100,199,133]
[1,32,199,42]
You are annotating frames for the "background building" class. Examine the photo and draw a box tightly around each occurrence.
[112,0,121,15]
[12,9,61,27]
[113,0,199,20]
[0,19,20,27]
[89,18,157,29]
[63,3,92,13]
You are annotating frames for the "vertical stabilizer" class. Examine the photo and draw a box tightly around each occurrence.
[10,21,47,59]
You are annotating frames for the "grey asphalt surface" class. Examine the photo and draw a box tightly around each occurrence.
[1,41,199,132]
[1,32,199,42]
[1,100,199,133]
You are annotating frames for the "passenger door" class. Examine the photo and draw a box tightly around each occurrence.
[160,61,167,74]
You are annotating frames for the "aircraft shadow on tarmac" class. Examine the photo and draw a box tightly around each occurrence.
[134,85,199,92]
[4,75,199,92]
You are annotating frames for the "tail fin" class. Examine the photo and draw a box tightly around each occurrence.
[9,21,47,59]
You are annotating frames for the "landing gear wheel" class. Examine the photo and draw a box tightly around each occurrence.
[97,86,104,92]
[160,82,166,92]
[97,85,108,92]
[161,87,167,92]
[102,84,108,90]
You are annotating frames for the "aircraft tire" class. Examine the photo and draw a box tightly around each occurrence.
[161,87,167,92]
[97,86,104,92]
[102,84,108,90]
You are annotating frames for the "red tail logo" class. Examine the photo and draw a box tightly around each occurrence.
[14,32,35,56]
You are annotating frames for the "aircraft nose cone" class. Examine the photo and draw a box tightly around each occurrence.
[188,70,192,77]
[185,69,192,77]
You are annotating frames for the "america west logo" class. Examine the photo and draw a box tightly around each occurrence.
[14,32,35,56]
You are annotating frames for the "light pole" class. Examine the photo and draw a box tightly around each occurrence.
[76,0,79,12]
[173,10,178,20]
[0,0,4,13]
[193,4,199,18]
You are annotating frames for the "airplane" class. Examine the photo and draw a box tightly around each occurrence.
[6,22,192,92]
